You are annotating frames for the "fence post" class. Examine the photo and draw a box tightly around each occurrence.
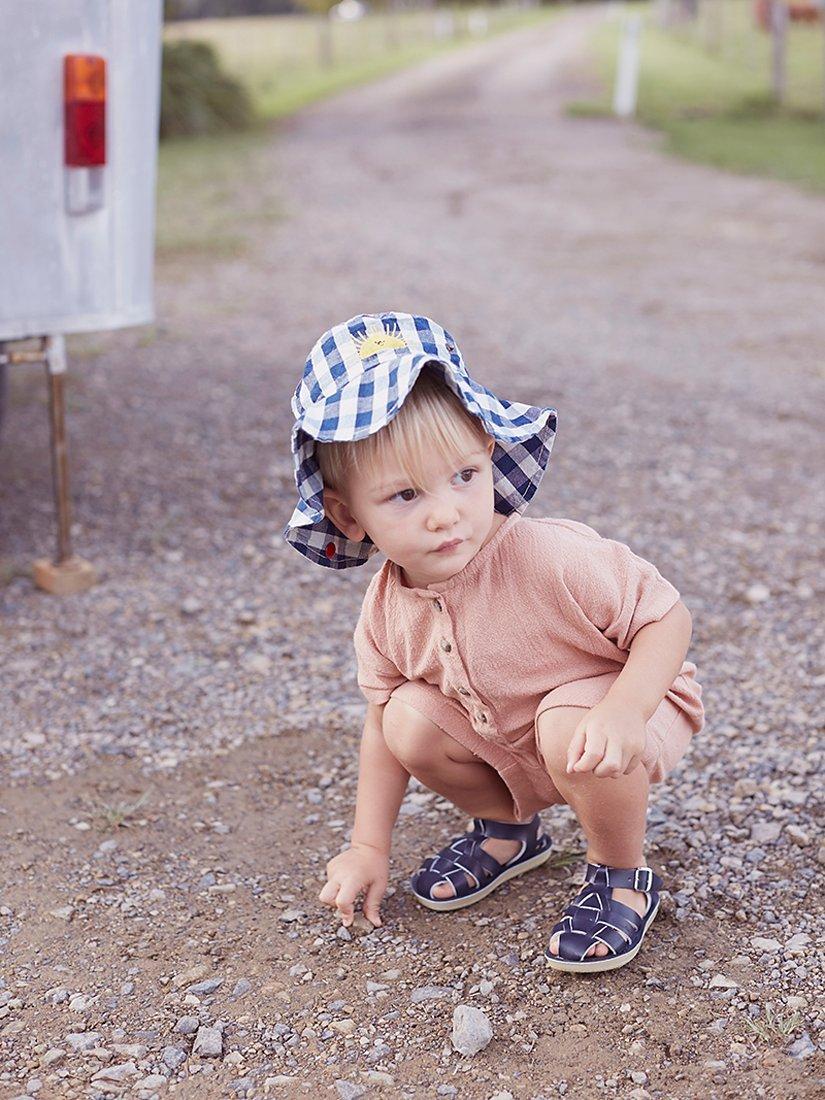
[769,0,787,104]
[613,12,642,119]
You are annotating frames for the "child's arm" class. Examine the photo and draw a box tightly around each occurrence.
[567,600,693,777]
[350,702,411,853]
[603,599,693,721]
[318,702,410,927]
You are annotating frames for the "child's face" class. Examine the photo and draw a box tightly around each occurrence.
[324,436,501,588]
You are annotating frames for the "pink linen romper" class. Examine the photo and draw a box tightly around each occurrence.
[353,513,705,822]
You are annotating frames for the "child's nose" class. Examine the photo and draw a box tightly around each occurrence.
[426,496,460,529]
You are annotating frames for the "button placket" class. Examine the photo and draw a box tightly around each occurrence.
[431,595,489,731]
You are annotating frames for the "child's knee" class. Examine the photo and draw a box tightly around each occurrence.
[382,696,453,772]
[536,706,588,775]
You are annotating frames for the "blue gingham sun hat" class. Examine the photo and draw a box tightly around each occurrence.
[283,311,559,569]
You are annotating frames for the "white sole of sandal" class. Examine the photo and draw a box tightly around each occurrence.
[411,841,554,912]
[543,900,659,973]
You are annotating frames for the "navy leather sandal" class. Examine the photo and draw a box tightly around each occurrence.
[410,814,553,911]
[544,863,663,973]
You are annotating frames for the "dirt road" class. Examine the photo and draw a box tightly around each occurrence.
[0,5,822,1097]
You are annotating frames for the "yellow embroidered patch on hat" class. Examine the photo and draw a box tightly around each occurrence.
[353,323,408,360]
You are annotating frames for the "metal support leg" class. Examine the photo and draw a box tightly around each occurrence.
[32,335,96,594]
[45,335,72,562]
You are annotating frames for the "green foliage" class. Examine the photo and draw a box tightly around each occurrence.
[573,6,825,194]
[160,39,257,139]
[744,1003,802,1044]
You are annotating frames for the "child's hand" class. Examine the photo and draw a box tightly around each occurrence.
[565,699,647,778]
[319,843,389,928]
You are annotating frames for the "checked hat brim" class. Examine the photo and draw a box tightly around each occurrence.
[283,352,558,569]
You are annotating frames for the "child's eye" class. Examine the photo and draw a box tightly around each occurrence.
[388,468,478,503]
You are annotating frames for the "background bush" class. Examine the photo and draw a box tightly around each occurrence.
[160,39,257,139]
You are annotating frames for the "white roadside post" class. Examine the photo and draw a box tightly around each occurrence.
[468,10,489,38]
[613,12,643,119]
[433,10,455,42]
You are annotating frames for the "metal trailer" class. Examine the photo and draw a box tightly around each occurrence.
[0,0,163,594]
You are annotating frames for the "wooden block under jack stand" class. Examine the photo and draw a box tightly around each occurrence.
[32,554,97,595]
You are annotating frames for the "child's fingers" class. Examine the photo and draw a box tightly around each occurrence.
[565,726,587,772]
[623,752,642,775]
[593,739,623,778]
[319,876,358,925]
[363,881,385,927]
[571,730,606,773]
[335,885,358,926]
[318,879,340,907]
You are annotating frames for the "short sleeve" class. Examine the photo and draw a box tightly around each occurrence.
[561,531,681,651]
[353,599,406,706]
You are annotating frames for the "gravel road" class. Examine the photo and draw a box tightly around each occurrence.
[0,5,822,1098]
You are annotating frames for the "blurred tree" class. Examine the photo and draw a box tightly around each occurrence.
[160,39,256,136]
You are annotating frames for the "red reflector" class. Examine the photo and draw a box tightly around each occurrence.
[64,55,106,167]
[65,101,105,167]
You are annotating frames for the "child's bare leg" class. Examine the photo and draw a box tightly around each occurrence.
[382,697,530,899]
[536,706,650,959]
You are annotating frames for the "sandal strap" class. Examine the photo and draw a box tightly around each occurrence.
[584,863,661,894]
[553,899,645,962]
[412,816,549,900]
[550,864,662,962]
[418,837,508,889]
[469,814,540,844]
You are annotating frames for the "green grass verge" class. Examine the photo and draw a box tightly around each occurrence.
[570,0,825,194]
[156,127,279,262]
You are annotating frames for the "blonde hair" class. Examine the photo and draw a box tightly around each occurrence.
[315,366,492,497]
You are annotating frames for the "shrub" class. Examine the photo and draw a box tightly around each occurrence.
[160,39,257,139]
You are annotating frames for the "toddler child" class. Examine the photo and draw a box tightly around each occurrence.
[283,311,704,972]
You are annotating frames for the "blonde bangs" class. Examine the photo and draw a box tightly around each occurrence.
[315,366,490,496]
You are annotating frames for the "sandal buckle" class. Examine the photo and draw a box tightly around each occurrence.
[633,867,654,892]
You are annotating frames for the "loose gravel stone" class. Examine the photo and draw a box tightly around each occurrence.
[66,1033,101,1052]
[410,986,454,1003]
[186,977,224,996]
[136,1075,168,1090]
[787,1033,816,1060]
[452,1004,493,1055]
[192,1026,223,1058]
[334,1082,367,1100]
[91,1061,139,1082]
[161,1046,187,1070]
[750,937,782,952]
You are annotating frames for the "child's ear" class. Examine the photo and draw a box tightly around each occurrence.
[323,488,367,542]
[485,436,496,458]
